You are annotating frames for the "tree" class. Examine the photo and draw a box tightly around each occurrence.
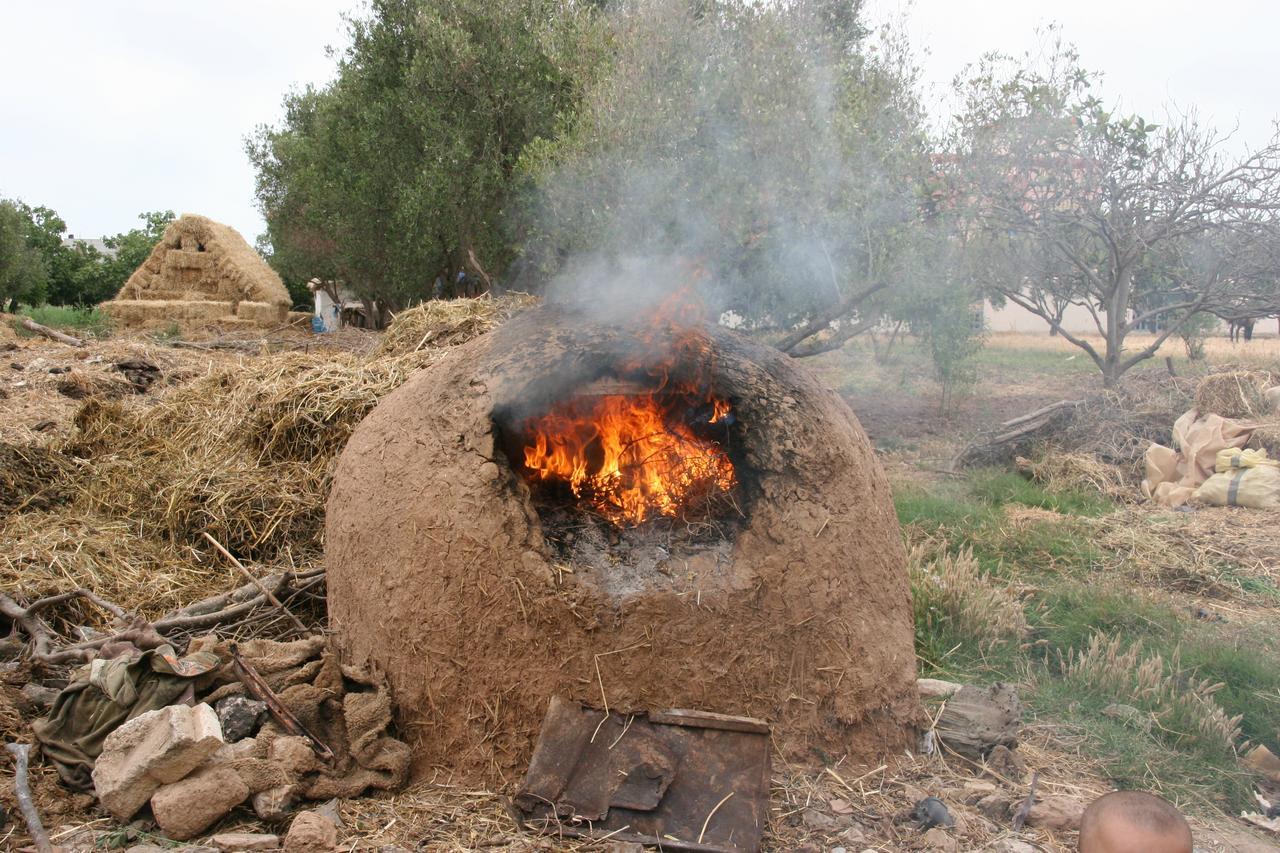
[0,201,49,311]
[951,39,1280,386]
[248,0,608,323]
[516,0,937,356]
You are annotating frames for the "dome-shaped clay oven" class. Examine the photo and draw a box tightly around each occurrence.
[325,304,922,782]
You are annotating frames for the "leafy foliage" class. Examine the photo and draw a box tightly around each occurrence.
[5,204,171,308]
[517,0,934,341]
[0,200,48,308]
[248,0,608,316]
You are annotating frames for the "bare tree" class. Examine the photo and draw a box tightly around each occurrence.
[952,43,1280,386]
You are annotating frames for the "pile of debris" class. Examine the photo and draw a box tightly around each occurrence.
[1142,370,1280,508]
[4,618,408,848]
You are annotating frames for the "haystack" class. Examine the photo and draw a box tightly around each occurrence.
[1193,369,1276,420]
[100,214,291,330]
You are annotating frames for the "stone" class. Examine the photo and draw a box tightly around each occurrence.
[209,833,280,851]
[1102,703,1152,732]
[984,744,1027,783]
[912,796,954,829]
[269,735,321,776]
[216,696,268,743]
[839,823,869,844]
[917,678,963,699]
[1026,795,1086,831]
[311,799,344,829]
[151,764,251,841]
[126,846,169,853]
[922,827,959,852]
[1244,744,1280,783]
[936,684,1022,760]
[92,703,224,820]
[283,810,338,853]
[976,792,1013,822]
[801,808,841,831]
[985,842,1037,853]
[253,785,298,822]
[960,779,998,804]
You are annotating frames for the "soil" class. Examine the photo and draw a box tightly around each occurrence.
[326,303,923,784]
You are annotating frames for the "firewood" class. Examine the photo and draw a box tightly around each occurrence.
[5,743,53,853]
[19,317,84,347]
[935,683,1023,760]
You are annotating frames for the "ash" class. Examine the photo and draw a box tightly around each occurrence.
[537,502,741,598]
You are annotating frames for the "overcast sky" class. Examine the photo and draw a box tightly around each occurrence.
[2,1,1277,243]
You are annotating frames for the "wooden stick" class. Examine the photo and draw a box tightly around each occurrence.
[230,643,334,762]
[20,316,84,347]
[6,743,53,853]
[202,532,308,634]
[1011,770,1040,831]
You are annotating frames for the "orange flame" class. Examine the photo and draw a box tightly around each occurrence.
[521,278,735,526]
[521,388,736,526]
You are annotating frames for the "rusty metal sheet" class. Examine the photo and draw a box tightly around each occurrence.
[515,696,771,852]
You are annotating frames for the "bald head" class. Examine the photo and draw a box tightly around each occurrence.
[1079,791,1193,853]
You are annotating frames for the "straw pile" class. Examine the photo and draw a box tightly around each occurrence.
[0,443,77,515]
[104,214,290,329]
[0,349,442,620]
[376,292,538,356]
[1193,369,1276,419]
[1017,450,1130,501]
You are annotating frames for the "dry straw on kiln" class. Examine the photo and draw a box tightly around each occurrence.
[376,292,538,356]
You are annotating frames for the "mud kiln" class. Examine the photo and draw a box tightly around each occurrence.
[325,302,920,782]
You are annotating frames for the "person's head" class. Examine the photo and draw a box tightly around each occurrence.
[1079,790,1193,853]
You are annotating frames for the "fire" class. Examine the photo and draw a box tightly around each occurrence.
[521,389,737,526]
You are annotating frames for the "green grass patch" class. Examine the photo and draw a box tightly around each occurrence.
[969,470,1114,517]
[897,472,1280,812]
[16,305,112,338]
[1029,675,1254,810]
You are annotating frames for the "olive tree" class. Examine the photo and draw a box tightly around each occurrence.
[248,0,608,322]
[515,0,939,356]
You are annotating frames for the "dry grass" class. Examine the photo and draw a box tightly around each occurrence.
[987,331,1280,365]
[1,348,443,621]
[1017,451,1130,501]
[1060,634,1243,755]
[1194,370,1277,419]
[377,292,538,356]
[910,544,1029,654]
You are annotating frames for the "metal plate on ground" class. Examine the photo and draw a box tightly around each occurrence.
[515,696,771,852]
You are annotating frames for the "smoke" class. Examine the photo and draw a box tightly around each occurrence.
[517,0,925,331]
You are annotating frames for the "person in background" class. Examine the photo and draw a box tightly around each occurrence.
[1078,790,1193,853]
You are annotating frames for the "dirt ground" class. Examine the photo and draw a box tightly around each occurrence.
[3,318,1279,851]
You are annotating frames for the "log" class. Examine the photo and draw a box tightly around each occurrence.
[20,317,84,347]
[935,683,1023,760]
[952,400,1084,470]
[5,743,53,853]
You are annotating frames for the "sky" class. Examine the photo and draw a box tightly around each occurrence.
[2,1,1277,243]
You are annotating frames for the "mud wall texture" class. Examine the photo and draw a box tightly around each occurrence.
[325,304,922,784]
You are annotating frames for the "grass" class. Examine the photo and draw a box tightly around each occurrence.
[15,304,112,338]
[898,468,1280,812]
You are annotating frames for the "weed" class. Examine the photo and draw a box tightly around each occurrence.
[17,305,112,338]
[910,545,1028,674]
[970,470,1113,516]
